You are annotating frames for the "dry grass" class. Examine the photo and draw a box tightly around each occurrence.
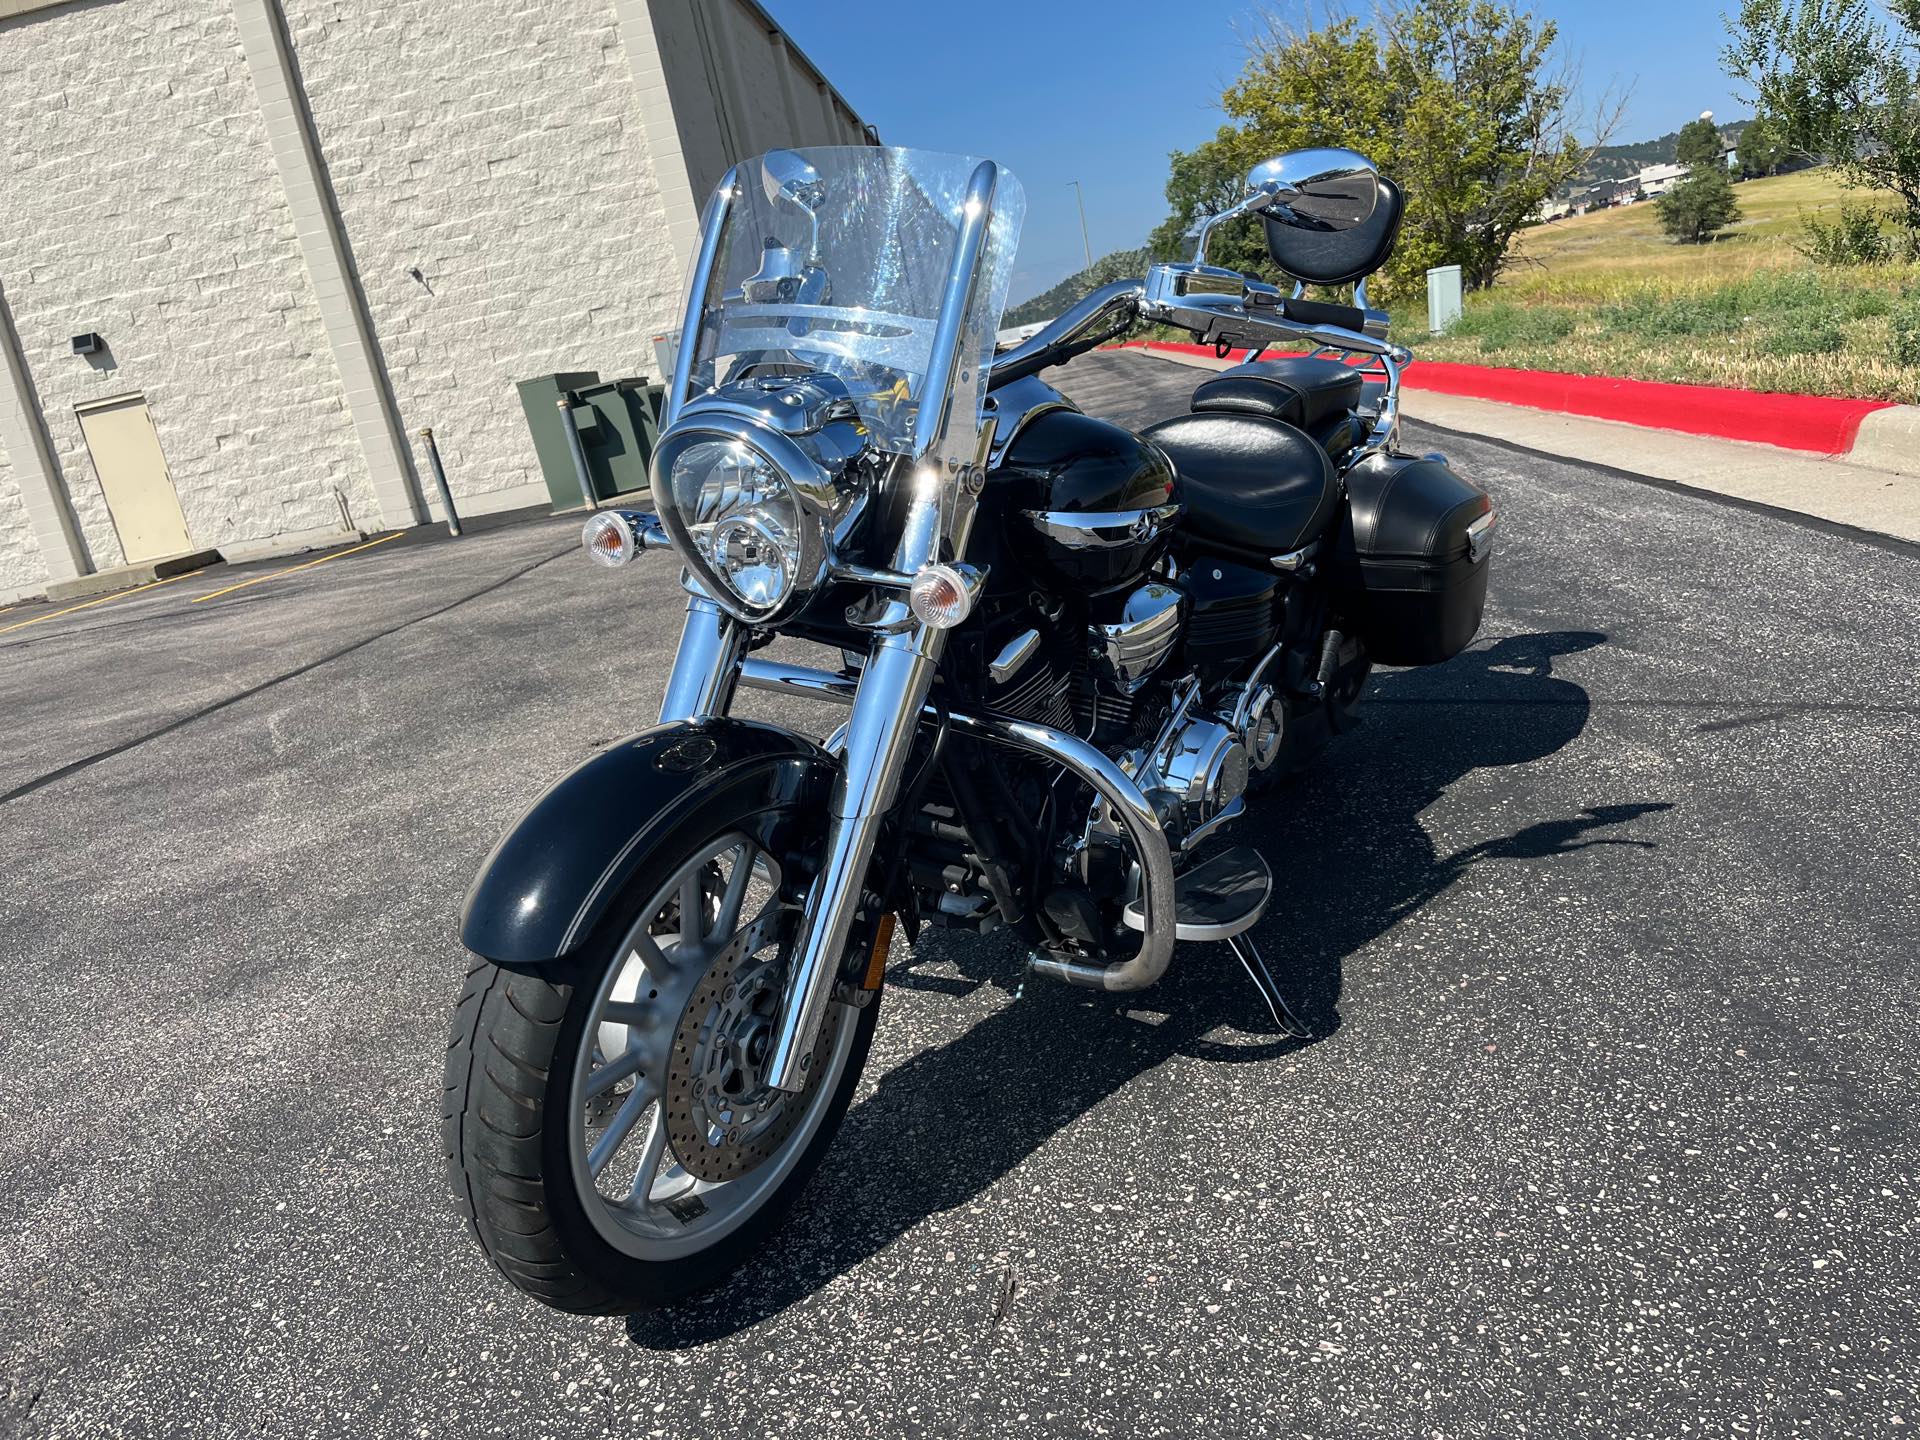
[1415,168,1920,401]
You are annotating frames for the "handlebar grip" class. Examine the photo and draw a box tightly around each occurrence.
[1280,296,1368,333]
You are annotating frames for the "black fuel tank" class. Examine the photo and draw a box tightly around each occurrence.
[992,409,1180,595]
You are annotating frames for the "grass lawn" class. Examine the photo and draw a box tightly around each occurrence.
[1414,169,1920,402]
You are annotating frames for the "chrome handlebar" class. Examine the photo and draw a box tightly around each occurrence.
[988,264,1408,390]
[1136,262,1407,362]
[990,280,1147,388]
[987,262,1406,449]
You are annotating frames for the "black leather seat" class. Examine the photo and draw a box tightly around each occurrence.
[1190,357,1365,432]
[1144,412,1338,559]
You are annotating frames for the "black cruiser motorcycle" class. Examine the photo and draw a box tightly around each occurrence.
[444,145,1496,1312]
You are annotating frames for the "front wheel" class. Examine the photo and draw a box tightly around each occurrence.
[442,817,879,1313]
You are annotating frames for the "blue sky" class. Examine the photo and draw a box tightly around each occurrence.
[763,0,1753,303]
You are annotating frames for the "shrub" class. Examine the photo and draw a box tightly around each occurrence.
[1446,301,1576,352]
[1760,319,1847,356]
[1892,292,1920,368]
[1798,204,1895,266]
[1658,168,1742,244]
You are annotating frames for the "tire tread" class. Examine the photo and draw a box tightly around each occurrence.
[442,961,628,1315]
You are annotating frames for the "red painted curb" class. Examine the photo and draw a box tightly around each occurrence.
[1107,340,1897,455]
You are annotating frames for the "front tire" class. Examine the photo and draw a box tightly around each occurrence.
[442,816,880,1314]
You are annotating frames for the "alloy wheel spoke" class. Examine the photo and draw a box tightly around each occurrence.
[585,1043,649,1101]
[626,1109,671,1208]
[629,928,675,975]
[679,870,707,945]
[712,841,755,940]
[588,1089,650,1177]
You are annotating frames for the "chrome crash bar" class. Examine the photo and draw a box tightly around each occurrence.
[737,657,1178,994]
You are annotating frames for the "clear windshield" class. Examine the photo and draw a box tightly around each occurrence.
[681,147,1025,469]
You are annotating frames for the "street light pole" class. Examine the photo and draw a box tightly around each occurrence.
[1068,180,1093,272]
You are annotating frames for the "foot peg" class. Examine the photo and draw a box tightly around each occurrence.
[1114,846,1309,1035]
[1122,845,1271,941]
[1226,931,1312,1039]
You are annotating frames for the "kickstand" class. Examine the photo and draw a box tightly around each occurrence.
[1226,932,1313,1040]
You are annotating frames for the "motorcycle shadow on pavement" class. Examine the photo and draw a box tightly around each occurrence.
[627,629,1667,1346]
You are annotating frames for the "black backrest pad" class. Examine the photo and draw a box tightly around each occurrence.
[1192,357,1364,431]
[1263,174,1405,287]
[1188,372,1307,426]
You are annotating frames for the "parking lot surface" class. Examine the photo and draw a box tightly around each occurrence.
[3,351,1917,1438]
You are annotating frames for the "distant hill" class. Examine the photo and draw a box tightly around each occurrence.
[1004,248,1150,328]
[1006,120,1774,318]
[1559,119,1753,196]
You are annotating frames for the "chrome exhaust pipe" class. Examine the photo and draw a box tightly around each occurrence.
[737,658,1178,994]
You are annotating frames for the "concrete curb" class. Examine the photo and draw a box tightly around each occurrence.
[1849,406,1920,478]
[220,527,366,565]
[1105,343,1920,545]
[1105,340,1918,476]
[45,548,223,602]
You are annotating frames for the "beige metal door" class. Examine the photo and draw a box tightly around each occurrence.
[76,394,192,563]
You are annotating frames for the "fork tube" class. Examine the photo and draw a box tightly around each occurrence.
[761,483,947,1095]
[658,594,746,723]
[762,162,1001,1096]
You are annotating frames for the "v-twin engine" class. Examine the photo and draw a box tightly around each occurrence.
[983,578,1291,854]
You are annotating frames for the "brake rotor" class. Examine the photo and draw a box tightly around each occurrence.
[661,920,839,1183]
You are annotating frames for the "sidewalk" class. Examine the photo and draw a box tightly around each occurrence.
[1402,392,1920,546]
[1115,345,1920,546]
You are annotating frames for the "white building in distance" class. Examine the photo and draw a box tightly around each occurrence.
[0,0,870,601]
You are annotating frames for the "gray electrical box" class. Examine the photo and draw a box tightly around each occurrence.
[1426,265,1463,336]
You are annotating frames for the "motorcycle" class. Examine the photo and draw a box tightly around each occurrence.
[443,144,1497,1313]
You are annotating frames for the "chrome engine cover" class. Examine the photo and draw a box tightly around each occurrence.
[1153,715,1248,831]
[1089,581,1184,694]
[1234,684,1286,771]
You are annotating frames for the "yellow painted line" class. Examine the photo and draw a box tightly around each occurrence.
[191,530,404,604]
[0,570,203,636]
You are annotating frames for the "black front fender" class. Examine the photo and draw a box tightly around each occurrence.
[460,718,835,967]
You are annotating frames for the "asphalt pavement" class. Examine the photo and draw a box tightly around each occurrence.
[2,350,1917,1439]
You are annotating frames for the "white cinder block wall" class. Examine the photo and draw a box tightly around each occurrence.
[0,0,373,592]
[276,0,681,519]
[0,0,869,603]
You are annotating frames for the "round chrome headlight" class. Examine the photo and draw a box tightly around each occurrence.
[650,421,833,622]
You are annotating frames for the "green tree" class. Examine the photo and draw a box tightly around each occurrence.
[1659,108,1743,242]
[1146,127,1271,275]
[1383,0,1591,289]
[1725,0,1920,230]
[1153,0,1598,297]
[1736,113,1785,177]
[1675,115,1727,170]
[1658,166,1743,242]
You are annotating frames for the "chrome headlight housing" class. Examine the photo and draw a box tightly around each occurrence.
[650,411,850,624]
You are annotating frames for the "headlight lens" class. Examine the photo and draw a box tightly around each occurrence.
[659,437,810,616]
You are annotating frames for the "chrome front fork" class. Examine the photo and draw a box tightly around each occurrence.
[655,589,944,1095]
[658,594,748,724]
[762,624,943,1092]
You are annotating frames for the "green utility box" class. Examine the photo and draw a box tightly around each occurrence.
[515,371,664,513]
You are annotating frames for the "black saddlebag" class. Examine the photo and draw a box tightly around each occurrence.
[1332,452,1494,666]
